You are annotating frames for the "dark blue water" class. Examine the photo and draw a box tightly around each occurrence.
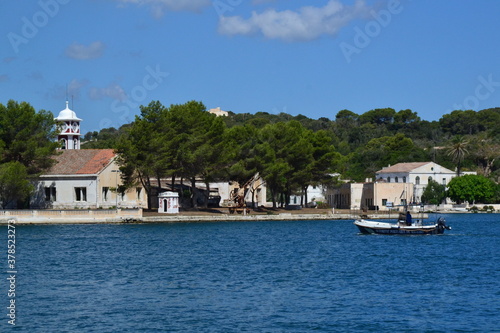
[2,214,499,332]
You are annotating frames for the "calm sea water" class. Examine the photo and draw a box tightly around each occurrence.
[2,214,499,332]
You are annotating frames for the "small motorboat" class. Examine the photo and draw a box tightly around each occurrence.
[354,212,450,235]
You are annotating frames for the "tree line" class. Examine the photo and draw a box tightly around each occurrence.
[1,99,499,208]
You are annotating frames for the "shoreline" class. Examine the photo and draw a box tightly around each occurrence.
[0,207,487,225]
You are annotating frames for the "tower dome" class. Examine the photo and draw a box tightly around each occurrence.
[55,101,82,150]
[55,101,82,121]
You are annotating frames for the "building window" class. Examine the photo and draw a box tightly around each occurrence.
[382,199,388,206]
[395,177,399,183]
[136,187,142,200]
[75,187,87,202]
[401,199,407,206]
[403,176,407,183]
[387,177,391,183]
[415,176,420,185]
[102,187,109,201]
[428,176,433,183]
[60,138,67,149]
[44,187,56,201]
[442,178,446,185]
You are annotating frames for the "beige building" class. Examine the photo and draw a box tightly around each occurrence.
[327,162,473,210]
[31,149,147,209]
[208,107,229,117]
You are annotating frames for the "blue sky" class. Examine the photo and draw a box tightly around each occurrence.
[1,0,500,133]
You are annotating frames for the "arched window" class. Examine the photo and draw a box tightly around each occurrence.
[403,176,407,183]
[387,177,391,183]
[395,177,399,183]
[415,176,420,185]
[428,176,433,183]
[60,138,67,149]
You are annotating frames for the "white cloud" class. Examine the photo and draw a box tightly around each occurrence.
[218,0,371,42]
[65,41,106,60]
[89,83,127,101]
[114,0,210,18]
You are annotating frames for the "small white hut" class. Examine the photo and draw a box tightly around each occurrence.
[158,191,179,214]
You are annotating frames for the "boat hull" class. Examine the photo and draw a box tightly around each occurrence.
[354,219,447,235]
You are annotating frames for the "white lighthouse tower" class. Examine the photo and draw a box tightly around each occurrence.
[55,101,82,150]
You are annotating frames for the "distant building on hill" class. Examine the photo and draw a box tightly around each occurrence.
[208,107,228,117]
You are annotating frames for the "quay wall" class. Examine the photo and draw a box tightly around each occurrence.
[0,209,434,224]
[0,209,143,224]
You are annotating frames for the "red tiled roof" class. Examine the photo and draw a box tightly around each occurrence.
[45,149,116,175]
[376,162,430,174]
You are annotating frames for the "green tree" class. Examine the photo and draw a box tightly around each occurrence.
[225,124,261,186]
[300,129,339,205]
[440,110,480,135]
[117,100,228,209]
[447,135,469,177]
[0,161,34,208]
[255,122,293,208]
[447,174,496,204]
[116,101,170,209]
[359,108,396,126]
[346,133,427,181]
[0,100,59,174]
[254,121,338,207]
[0,100,58,208]
[167,101,227,207]
[421,179,446,205]
[469,134,499,177]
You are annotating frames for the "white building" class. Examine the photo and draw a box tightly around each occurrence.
[327,162,476,210]
[208,107,229,117]
[31,104,147,209]
[31,149,147,209]
[289,185,327,207]
[375,162,458,203]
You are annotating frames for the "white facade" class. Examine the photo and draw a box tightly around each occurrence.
[199,177,267,208]
[31,150,147,209]
[158,191,179,213]
[328,162,476,210]
[208,107,229,117]
[289,184,327,207]
[375,162,459,203]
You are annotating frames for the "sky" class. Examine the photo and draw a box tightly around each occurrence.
[1,0,500,134]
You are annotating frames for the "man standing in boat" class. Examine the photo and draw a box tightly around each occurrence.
[406,211,412,226]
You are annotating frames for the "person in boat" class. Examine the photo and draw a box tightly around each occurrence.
[406,211,412,226]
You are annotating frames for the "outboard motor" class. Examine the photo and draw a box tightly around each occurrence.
[437,217,451,233]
